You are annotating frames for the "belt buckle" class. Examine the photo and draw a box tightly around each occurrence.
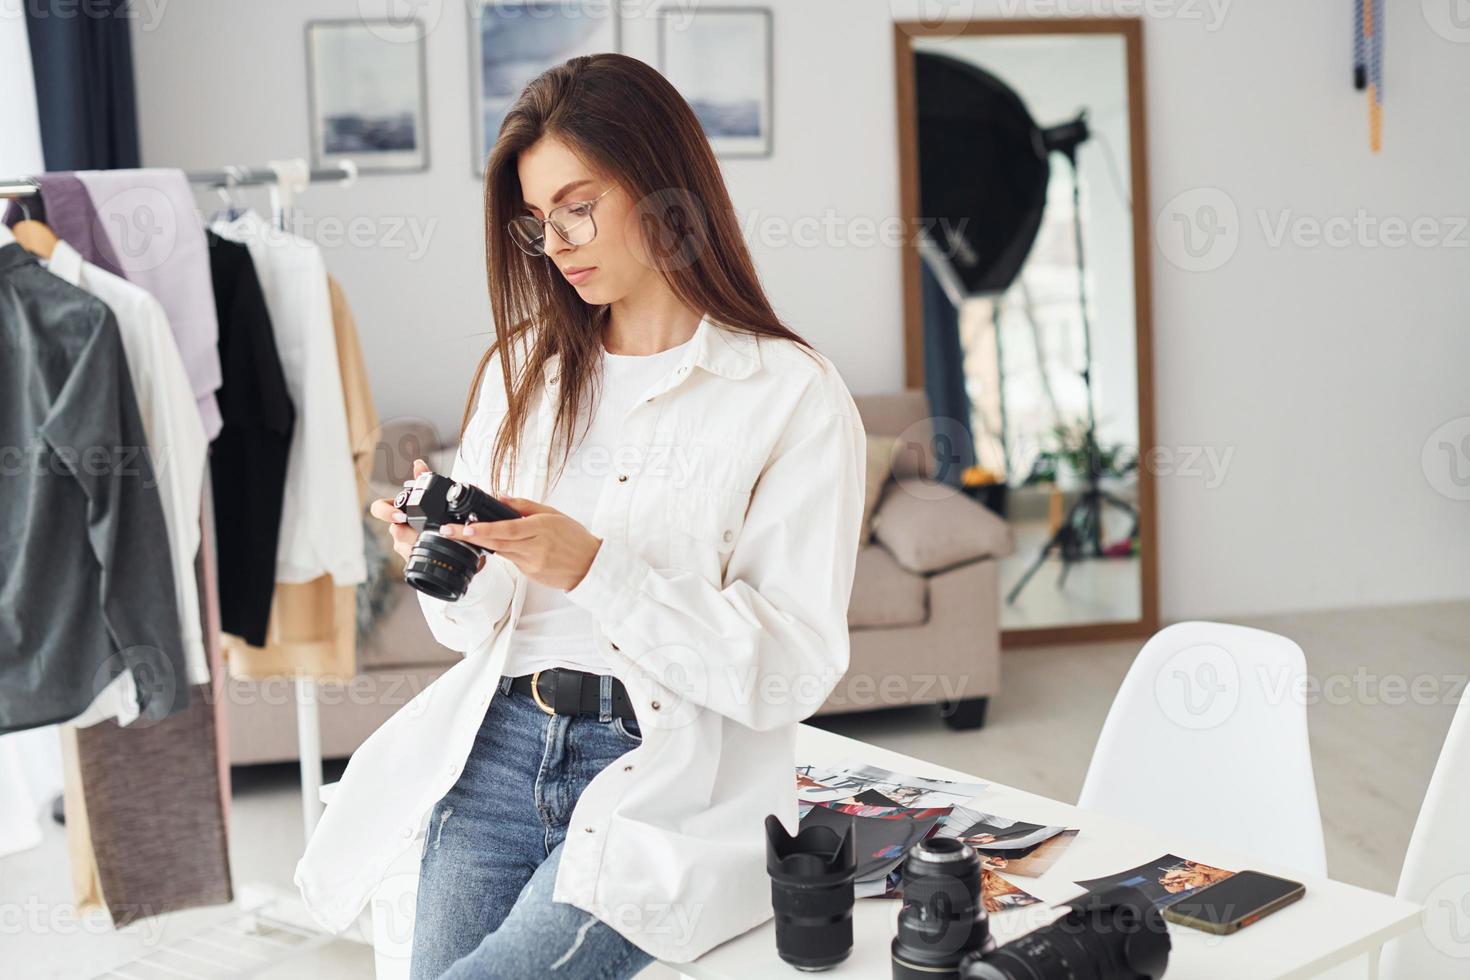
[530,669,557,715]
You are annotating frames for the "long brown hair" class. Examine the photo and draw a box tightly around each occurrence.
[465,52,813,495]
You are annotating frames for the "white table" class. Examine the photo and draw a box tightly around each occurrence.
[674,723,1421,980]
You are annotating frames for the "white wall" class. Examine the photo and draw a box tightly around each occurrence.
[131,0,1470,621]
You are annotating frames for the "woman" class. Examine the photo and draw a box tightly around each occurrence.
[294,53,865,978]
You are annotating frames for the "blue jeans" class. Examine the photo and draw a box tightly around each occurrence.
[409,674,656,980]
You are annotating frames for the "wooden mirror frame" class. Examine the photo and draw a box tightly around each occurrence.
[893,17,1159,648]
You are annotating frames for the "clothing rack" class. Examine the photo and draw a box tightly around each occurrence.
[3,160,358,849]
[0,164,357,199]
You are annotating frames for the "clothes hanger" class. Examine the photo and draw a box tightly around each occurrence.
[208,166,248,224]
[11,195,59,260]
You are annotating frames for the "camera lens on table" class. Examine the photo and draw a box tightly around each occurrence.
[957,885,1171,980]
[891,836,993,980]
[765,813,858,971]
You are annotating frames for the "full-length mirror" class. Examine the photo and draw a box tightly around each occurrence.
[895,19,1157,644]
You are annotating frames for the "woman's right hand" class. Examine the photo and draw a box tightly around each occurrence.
[370,458,431,562]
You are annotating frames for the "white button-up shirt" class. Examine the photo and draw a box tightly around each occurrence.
[46,237,210,689]
[294,315,866,963]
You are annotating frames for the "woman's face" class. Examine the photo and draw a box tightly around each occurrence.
[516,134,655,307]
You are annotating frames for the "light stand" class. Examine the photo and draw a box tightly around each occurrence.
[1006,113,1139,606]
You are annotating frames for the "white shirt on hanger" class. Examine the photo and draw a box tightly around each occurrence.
[211,211,365,587]
[46,238,211,690]
[295,314,867,964]
[503,335,695,677]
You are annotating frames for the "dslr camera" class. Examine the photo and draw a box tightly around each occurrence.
[393,471,520,602]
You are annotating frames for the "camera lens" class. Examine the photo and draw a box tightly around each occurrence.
[765,814,858,972]
[892,836,992,980]
[958,886,1169,980]
[404,531,482,602]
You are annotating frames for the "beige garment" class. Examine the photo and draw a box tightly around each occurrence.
[225,275,380,680]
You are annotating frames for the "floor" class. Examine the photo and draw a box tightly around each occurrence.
[6,600,1465,979]
[998,518,1143,630]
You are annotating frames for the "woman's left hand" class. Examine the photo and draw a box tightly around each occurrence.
[438,497,601,592]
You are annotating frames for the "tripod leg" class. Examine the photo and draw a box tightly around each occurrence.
[1006,543,1053,605]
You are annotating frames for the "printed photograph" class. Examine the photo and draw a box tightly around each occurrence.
[1076,854,1236,909]
[797,760,987,810]
[982,868,1043,913]
[983,828,1080,878]
[937,805,1067,853]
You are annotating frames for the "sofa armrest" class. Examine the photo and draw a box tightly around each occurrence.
[872,479,1015,574]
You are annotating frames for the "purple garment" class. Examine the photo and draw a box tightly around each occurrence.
[1,173,129,279]
[78,168,223,441]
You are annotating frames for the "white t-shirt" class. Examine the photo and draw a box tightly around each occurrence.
[502,335,694,676]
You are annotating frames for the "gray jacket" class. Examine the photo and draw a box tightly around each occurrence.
[0,241,188,731]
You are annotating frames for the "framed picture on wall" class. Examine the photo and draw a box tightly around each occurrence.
[657,6,773,158]
[306,19,429,174]
[469,1,620,176]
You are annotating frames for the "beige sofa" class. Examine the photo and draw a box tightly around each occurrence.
[225,391,1012,765]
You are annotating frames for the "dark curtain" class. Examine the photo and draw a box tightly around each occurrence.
[25,0,141,170]
[920,258,978,486]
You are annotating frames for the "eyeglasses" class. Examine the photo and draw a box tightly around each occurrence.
[507,186,614,257]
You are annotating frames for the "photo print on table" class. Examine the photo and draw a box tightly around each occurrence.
[796,760,988,810]
[1075,853,1236,910]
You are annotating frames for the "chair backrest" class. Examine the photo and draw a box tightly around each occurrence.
[1078,621,1328,877]
[1382,694,1470,980]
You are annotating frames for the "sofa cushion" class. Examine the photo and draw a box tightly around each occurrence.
[848,544,928,629]
[358,582,460,671]
[863,435,896,542]
[873,478,1016,574]
[854,390,933,479]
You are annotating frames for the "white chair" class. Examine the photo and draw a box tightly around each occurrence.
[1380,692,1470,979]
[1078,621,1328,877]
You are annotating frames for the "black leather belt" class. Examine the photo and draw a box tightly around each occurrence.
[509,667,637,721]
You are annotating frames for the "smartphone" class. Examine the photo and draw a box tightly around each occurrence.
[1162,870,1306,935]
